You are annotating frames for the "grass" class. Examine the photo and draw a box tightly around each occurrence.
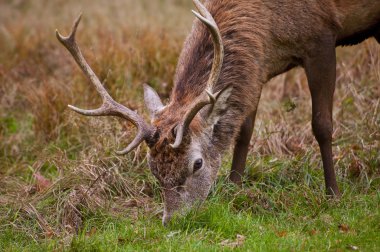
[1,176,380,251]
[0,0,379,251]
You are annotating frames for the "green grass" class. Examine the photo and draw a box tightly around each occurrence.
[1,194,379,251]
[1,156,379,251]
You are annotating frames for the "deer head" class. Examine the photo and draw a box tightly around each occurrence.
[56,0,231,225]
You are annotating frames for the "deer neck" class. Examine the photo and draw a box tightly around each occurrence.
[170,0,269,152]
[171,44,264,153]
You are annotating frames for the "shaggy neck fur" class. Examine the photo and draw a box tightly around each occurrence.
[171,0,267,152]
[168,0,380,154]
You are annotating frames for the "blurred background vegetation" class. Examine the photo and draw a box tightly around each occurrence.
[0,0,379,250]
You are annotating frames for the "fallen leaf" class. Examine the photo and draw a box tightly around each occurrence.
[285,137,305,154]
[338,224,350,233]
[236,234,245,242]
[220,239,230,246]
[86,227,97,237]
[118,237,127,243]
[44,229,55,238]
[308,229,318,236]
[220,234,246,248]
[33,172,51,192]
[348,158,363,178]
[167,230,181,238]
[123,199,138,208]
[276,230,287,237]
[346,245,359,250]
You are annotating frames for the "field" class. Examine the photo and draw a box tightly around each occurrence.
[0,0,379,251]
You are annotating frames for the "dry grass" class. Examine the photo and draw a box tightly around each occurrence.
[252,40,380,179]
[0,0,193,239]
[0,0,379,245]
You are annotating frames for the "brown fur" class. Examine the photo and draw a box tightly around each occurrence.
[146,0,380,223]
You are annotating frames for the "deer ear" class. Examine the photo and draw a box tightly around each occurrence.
[205,85,233,127]
[144,84,164,119]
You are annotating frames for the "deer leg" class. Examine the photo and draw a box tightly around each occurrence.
[230,110,257,185]
[304,40,340,197]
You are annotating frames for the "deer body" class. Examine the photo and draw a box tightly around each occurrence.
[165,0,380,194]
[57,0,380,225]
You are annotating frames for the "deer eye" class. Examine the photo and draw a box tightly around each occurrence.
[193,158,203,173]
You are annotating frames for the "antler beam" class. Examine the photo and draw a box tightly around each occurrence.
[192,0,224,93]
[56,14,153,155]
[171,0,225,148]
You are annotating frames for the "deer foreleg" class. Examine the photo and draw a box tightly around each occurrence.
[304,38,340,197]
[230,110,257,185]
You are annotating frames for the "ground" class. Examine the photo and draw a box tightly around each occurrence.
[0,0,379,251]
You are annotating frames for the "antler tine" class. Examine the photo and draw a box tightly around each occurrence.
[56,14,113,103]
[170,95,213,148]
[171,0,225,149]
[56,14,153,154]
[171,88,229,148]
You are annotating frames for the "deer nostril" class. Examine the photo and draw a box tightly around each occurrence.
[175,186,185,193]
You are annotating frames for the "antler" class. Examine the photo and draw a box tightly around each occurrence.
[56,14,153,155]
[192,0,224,93]
[171,0,225,148]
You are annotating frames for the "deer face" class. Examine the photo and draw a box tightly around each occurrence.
[143,85,231,225]
[147,124,221,225]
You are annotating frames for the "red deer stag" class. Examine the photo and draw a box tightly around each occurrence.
[57,0,380,224]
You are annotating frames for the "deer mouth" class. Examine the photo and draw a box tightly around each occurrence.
[162,172,213,225]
